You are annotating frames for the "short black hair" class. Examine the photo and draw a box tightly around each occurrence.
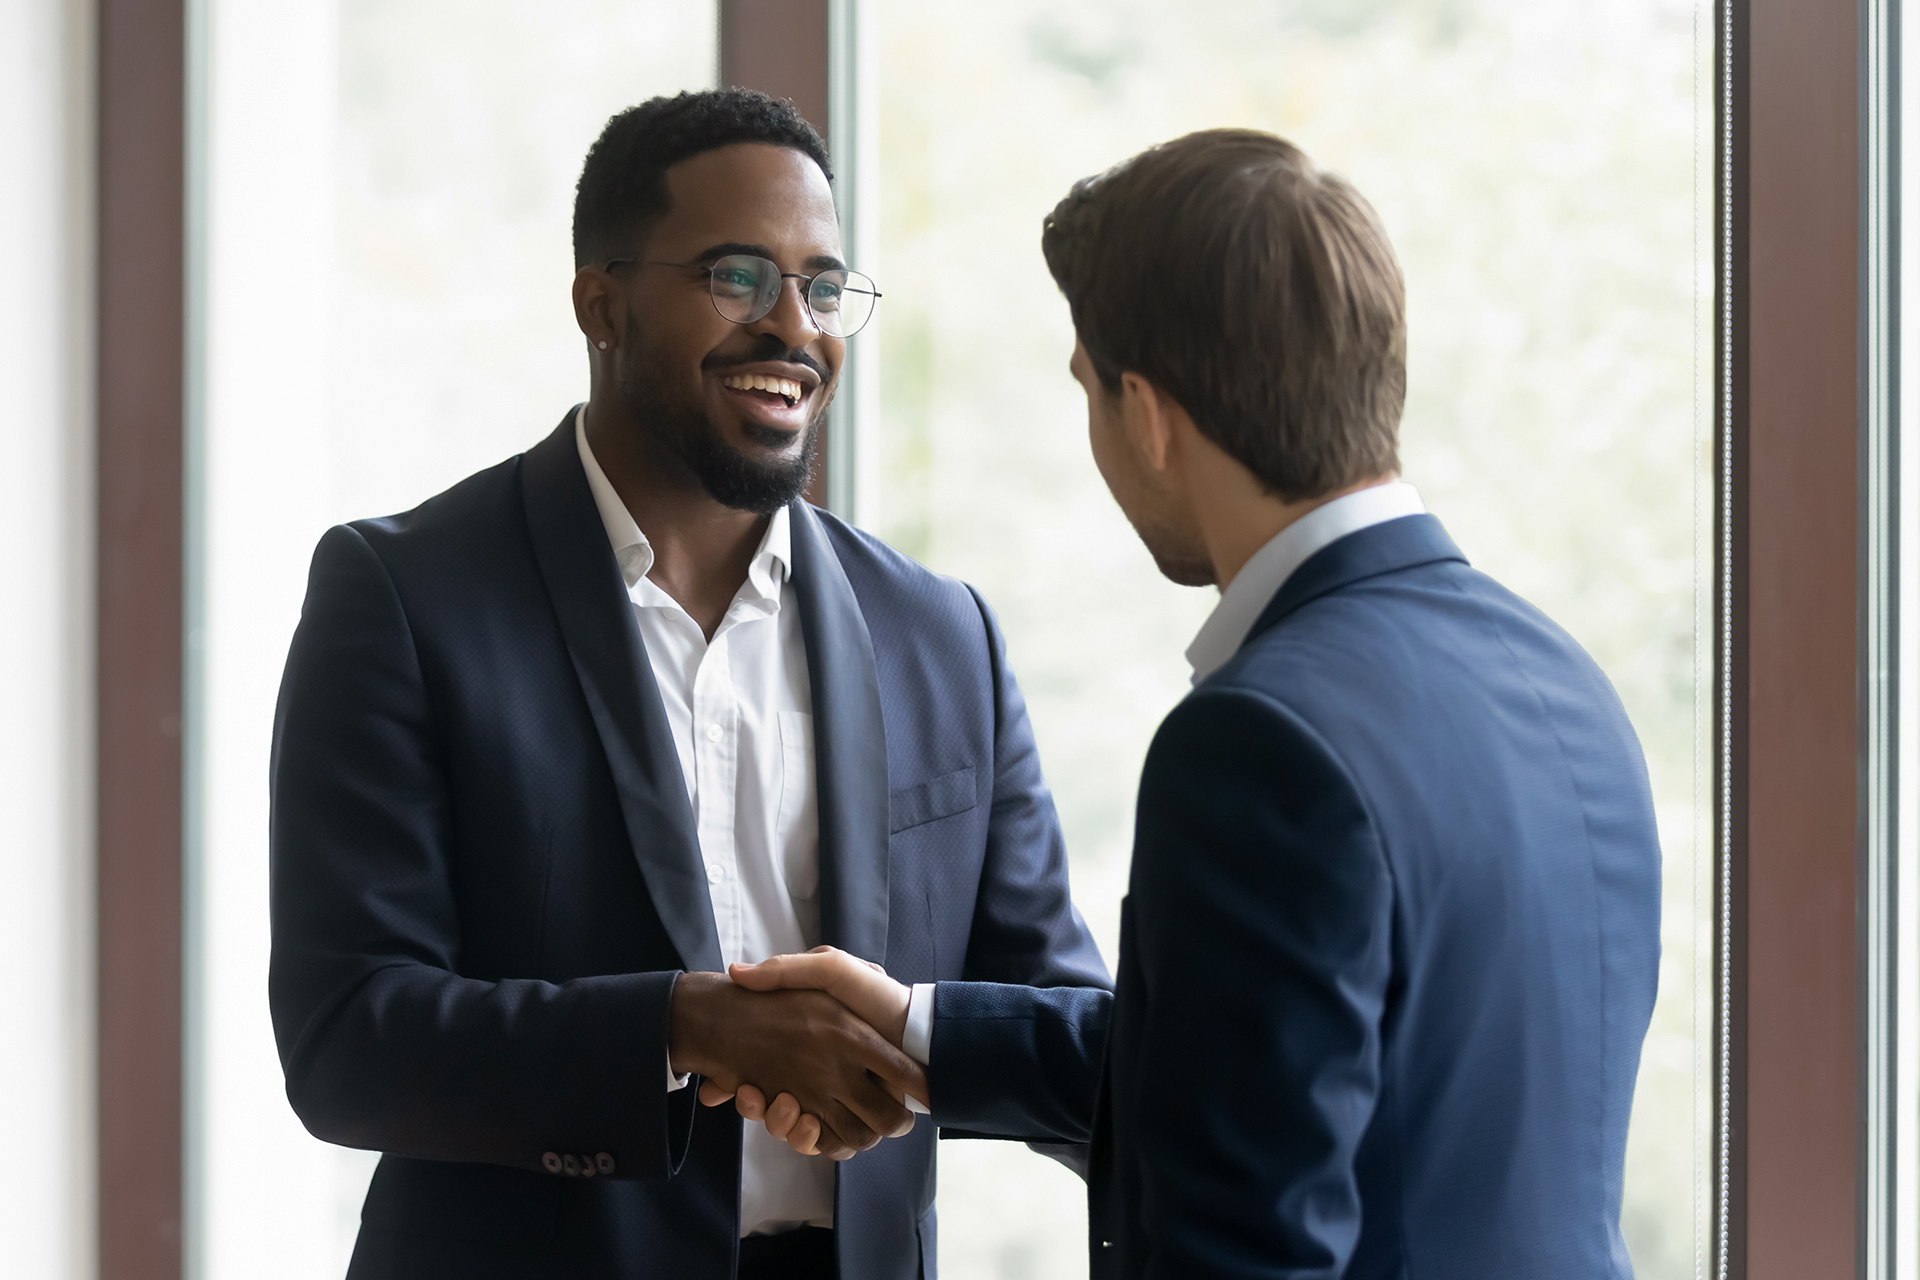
[572,88,834,269]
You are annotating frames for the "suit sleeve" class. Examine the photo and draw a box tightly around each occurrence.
[926,981,1112,1143]
[268,524,696,1179]
[1122,686,1392,1279]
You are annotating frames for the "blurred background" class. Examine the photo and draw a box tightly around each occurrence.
[178,0,1712,1276]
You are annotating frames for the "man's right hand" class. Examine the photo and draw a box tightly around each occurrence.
[668,971,923,1160]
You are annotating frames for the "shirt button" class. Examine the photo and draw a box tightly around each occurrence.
[707,862,727,885]
[705,723,723,743]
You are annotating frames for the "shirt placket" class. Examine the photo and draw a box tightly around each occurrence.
[691,629,742,966]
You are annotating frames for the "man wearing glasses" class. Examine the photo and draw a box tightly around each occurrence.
[268,89,1108,1280]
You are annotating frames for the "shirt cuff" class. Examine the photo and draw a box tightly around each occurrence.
[903,983,935,1065]
[897,982,934,1115]
[666,1051,690,1093]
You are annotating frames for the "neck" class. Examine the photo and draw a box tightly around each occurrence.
[584,388,768,639]
[1194,466,1396,592]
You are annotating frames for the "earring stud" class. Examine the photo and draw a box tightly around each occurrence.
[597,340,609,350]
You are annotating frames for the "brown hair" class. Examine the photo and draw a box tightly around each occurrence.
[1042,129,1405,501]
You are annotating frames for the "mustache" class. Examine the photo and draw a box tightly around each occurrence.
[700,334,828,384]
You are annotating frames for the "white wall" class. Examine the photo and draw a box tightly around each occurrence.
[0,0,95,1277]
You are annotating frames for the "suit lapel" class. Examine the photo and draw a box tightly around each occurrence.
[787,501,892,965]
[519,414,723,974]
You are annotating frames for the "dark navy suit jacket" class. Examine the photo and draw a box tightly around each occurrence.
[268,415,1109,1280]
[929,515,1661,1279]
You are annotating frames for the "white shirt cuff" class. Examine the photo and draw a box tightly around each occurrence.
[901,983,935,1115]
[666,1051,690,1092]
[903,983,935,1065]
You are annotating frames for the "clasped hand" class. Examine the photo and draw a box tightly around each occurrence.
[669,947,923,1161]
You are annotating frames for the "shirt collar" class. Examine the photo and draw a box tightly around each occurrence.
[1184,479,1426,684]
[572,404,792,598]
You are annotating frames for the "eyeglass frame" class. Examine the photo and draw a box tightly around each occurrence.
[602,253,882,338]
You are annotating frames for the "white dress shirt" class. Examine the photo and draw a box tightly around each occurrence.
[575,409,836,1237]
[896,480,1429,1068]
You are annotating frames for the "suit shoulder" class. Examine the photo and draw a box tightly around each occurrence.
[345,453,524,553]
[813,507,984,628]
[311,455,539,607]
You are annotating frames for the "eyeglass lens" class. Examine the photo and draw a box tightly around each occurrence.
[707,254,879,338]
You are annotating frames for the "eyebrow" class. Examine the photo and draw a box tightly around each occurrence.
[690,242,848,273]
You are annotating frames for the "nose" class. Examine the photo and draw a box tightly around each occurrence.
[747,274,821,348]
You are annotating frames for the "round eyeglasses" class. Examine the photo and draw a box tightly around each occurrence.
[606,253,882,339]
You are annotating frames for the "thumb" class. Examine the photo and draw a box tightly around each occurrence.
[728,950,849,994]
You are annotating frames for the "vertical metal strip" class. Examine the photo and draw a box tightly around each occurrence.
[1716,0,1737,1275]
[1862,0,1902,1275]
[826,0,863,523]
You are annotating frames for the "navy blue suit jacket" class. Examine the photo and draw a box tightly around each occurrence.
[929,515,1661,1279]
[268,414,1109,1280]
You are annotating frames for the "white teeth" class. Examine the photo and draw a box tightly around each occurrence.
[722,373,803,401]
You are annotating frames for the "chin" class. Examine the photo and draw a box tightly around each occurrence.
[1152,553,1218,588]
[740,419,808,451]
[1134,519,1215,588]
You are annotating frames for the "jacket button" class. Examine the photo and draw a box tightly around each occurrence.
[562,1154,581,1176]
[595,1152,616,1175]
[542,1152,562,1174]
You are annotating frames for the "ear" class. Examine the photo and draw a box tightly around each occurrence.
[1117,371,1181,474]
[572,265,621,352]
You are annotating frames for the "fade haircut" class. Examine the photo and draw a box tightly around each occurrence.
[573,88,833,269]
[1042,129,1405,502]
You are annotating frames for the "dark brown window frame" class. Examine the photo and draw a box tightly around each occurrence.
[1714,0,1889,1275]
[97,0,187,1275]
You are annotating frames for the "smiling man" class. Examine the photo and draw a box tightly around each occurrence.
[268,90,1108,1280]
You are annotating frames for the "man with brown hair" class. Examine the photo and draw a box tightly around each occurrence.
[730,129,1661,1279]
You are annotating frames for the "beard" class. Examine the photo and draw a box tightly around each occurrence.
[616,328,822,515]
[1132,510,1216,587]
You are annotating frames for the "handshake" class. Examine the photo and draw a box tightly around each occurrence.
[667,947,929,1161]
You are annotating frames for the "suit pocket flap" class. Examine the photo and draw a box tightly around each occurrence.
[890,767,977,833]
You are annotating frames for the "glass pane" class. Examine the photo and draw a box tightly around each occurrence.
[191,4,714,1275]
[870,2,1712,1277]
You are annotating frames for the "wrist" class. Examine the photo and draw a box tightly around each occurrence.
[878,983,910,1048]
[668,971,729,1077]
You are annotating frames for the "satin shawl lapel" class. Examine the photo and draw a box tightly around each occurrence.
[1245,513,1468,648]
[787,502,891,964]
[519,415,722,973]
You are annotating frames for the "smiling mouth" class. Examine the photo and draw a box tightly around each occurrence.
[720,372,803,408]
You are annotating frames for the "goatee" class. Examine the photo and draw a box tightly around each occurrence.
[616,341,820,515]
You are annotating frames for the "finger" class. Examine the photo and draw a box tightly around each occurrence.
[734,1084,768,1123]
[883,1060,931,1113]
[698,1080,735,1107]
[810,1118,857,1161]
[817,1100,882,1154]
[841,1069,916,1141]
[843,1021,925,1096]
[790,1114,822,1156]
[764,1092,801,1141]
